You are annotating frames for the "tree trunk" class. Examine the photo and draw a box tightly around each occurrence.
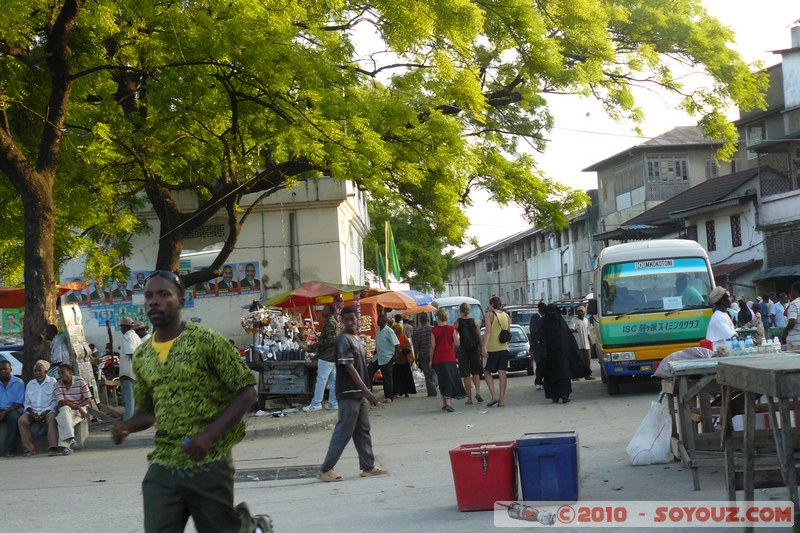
[20,176,57,382]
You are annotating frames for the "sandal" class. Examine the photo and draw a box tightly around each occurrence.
[444,405,455,412]
[23,451,36,457]
[380,398,393,404]
[317,469,343,482]
[475,393,484,403]
[465,400,473,405]
[486,399,499,407]
[497,403,505,407]
[360,466,388,477]
[441,405,448,411]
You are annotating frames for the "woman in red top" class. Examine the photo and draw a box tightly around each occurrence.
[430,308,467,412]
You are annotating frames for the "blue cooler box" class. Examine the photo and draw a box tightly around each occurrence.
[516,431,579,502]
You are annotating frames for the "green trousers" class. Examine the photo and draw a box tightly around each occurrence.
[142,458,256,533]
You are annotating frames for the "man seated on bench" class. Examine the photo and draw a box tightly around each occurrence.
[0,360,24,457]
[53,363,92,456]
[18,360,59,457]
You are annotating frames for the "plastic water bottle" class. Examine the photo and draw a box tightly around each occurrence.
[773,336,782,353]
[744,335,754,355]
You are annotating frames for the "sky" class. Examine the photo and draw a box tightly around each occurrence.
[459,1,800,254]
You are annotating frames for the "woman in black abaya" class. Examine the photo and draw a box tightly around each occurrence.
[540,304,591,404]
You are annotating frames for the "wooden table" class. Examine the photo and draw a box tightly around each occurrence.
[717,355,800,532]
[662,355,798,491]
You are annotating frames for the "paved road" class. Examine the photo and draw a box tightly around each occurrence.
[1,363,790,532]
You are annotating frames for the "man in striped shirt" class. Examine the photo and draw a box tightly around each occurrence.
[53,364,92,455]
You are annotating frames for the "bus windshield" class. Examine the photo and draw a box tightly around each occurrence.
[600,257,713,316]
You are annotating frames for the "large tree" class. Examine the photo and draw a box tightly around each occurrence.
[0,0,766,376]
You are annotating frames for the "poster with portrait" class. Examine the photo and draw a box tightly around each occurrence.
[110,276,133,302]
[177,263,194,308]
[88,280,110,305]
[238,262,261,294]
[2,308,22,334]
[63,277,90,306]
[131,271,149,293]
[216,264,240,296]
[194,266,217,298]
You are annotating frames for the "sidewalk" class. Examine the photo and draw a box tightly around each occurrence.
[85,406,339,450]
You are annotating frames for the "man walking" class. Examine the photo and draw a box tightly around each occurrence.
[303,304,339,412]
[111,271,271,533]
[118,317,142,421]
[371,314,399,403]
[317,306,387,482]
[569,306,595,381]
[412,313,437,396]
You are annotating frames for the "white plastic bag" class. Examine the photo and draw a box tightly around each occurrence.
[626,400,673,465]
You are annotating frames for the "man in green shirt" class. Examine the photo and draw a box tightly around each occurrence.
[111,271,271,533]
[675,276,704,306]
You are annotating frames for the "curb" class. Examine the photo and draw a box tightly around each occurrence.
[83,411,339,450]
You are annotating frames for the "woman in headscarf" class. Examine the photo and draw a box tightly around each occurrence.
[540,304,591,404]
[737,298,753,327]
[744,300,765,345]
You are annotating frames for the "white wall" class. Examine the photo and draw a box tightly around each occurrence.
[59,178,368,351]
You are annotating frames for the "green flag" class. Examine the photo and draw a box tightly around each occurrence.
[386,221,401,279]
[375,243,388,287]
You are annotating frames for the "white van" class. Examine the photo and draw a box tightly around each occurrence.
[431,296,483,326]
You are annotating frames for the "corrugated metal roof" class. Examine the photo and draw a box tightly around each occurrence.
[583,126,723,171]
[620,168,759,227]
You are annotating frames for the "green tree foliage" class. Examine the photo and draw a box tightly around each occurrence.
[0,0,767,376]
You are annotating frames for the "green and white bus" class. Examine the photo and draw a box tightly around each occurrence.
[588,240,714,395]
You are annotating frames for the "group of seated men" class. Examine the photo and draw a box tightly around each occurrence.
[0,359,92,457]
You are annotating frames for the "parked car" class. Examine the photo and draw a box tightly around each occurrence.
[504,305,539,338]
[480,324,533,375]
[0,344,23,376]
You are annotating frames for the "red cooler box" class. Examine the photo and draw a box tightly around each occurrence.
[449,441,517,511]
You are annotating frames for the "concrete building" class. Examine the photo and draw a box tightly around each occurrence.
[444,191,599,306]
[59,177,370,348]
[584,126,736,238]
[738,23,800,295]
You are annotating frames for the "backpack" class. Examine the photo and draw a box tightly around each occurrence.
[493,311,512,343]
[457,318,480,352]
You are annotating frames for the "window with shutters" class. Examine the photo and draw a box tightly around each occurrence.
[705,160,719,179]
[746,122,765,160]
[730,215,742,248]
[706,220,716,252]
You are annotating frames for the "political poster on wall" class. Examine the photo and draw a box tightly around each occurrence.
[1,308,22,334]
[194,266,217,298]
[216,264,240,296]
[238,262,261,293]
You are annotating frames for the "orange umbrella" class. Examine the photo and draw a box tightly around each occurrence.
[401,304,435,316]
[360,290,418,310]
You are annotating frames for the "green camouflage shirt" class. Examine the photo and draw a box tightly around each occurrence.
[133,322,256,471]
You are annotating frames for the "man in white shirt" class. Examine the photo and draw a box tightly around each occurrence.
[17,360,58,456]
[46,324,71,378]
[569,306,594,381]
[773,293,789,329]
[784,283,800,352]
[706,287,736,344]
[119,317,142,420]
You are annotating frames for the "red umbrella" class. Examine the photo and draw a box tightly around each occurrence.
[263,281,366,308]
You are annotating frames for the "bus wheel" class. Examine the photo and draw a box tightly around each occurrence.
[606,376,620,395]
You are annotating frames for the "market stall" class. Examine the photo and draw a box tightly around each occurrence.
[245,281,366,408]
